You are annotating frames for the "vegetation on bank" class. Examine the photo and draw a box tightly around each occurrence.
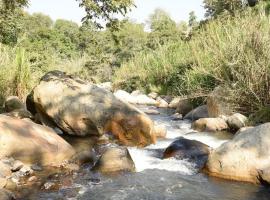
[1,0,270,122]
[114,1,270,122]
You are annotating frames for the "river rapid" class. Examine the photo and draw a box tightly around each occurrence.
[33,106,270,200]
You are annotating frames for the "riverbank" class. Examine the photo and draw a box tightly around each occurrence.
[0,71,270,199]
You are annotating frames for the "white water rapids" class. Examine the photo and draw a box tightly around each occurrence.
[128,108,232,174]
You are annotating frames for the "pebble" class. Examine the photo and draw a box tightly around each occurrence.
[11,160,24,172]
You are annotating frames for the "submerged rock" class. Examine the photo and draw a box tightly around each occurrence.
[192,118,228,132]
[184,105,208,121]
[163,137,210,169]
[0,115,75,166]
[29,71,156,147]
[205,123,270,184]
[93,147,135,173]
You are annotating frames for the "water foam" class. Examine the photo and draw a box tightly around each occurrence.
[128,147,196,174]
[129,112,231,174]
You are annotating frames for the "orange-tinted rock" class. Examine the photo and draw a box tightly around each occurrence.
[0,115,75,166]
[30,71,156,147]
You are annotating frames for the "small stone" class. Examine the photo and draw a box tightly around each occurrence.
[54,127,64,135]
[171,113,183,121]
[43,181,57,190]
[11,160,24,172]
[28,176,38,182]
[148,92,158,99]
[31,164,43,171]
[19,166,33,176]
[144,109,160,115]
[157,97,169,108]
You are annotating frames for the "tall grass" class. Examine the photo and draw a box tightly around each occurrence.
[0,44,89,105]
[14,48,31,99]
[114,6,270,118]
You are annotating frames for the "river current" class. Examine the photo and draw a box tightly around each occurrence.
[35,106,270,200]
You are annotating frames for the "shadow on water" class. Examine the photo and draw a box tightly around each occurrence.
[63,169,270,200]
[28,167,270,200]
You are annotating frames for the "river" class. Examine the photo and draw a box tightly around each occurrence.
[34,106,270,200]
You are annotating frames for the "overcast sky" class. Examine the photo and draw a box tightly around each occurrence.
[27,0,205,24]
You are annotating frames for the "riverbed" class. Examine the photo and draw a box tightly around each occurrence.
[31,106,270,200]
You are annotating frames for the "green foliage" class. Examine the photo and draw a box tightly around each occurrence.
[109,20,148,65]
[77,0,135,28]
[114,4,270,120]
[147,9,180,49]
[203,0,244,17]
[0,7,24,45]
[0,0,28,10]
[14,48,31,99]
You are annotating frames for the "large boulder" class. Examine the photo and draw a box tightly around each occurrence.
[192,118,228,132]
[207,87,234,118]
[29,71,156,147]
[114,90,158,106]
[163,137,210,169]
[184,105,208,121]
[92,147,135,173]
[0,115,75,166]
[205,123,270,184]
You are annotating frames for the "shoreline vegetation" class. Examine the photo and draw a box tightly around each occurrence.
[0,1,270,123]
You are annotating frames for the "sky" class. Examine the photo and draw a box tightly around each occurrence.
[27,0,205,25]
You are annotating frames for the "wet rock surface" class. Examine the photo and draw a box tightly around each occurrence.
[163,137,210,169]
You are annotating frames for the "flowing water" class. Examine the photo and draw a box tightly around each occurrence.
[34,106,270,200]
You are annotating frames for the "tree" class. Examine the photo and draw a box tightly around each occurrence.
[1,0,134,28]
[147,9,179,49]
[203,0,243,18]
[0,0,28,10]
[203,0,261,18]
[76,0,134,28]
[0,7,23,45]
[188,11,198,27]
[109,19,148,65]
